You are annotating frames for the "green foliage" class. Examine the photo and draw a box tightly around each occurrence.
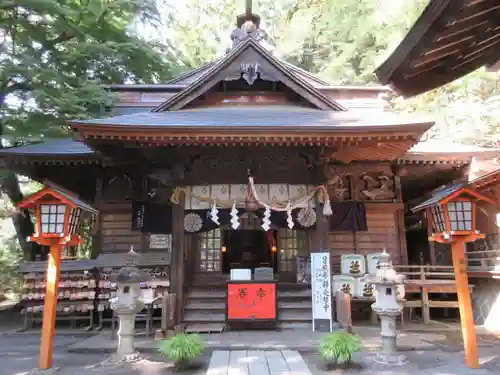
[158,333,205,365]
[0,0,178,255]
[0,236,23,296]
[318,331,362,364]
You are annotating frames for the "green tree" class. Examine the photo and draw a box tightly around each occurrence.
[0,0,178,259]
[389,69,500,146]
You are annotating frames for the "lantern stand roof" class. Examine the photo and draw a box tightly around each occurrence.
[411,184,495,213]
[18,180,98,215]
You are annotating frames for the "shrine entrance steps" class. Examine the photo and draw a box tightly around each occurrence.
[183,273,312,333]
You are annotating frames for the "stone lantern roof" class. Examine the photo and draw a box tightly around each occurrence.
[110,247,151,284]
[367,249,405,284]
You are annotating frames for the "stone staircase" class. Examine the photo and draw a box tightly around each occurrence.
[183,273,312,332]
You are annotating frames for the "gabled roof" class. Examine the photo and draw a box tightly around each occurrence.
[412,183,495,212]
[153,38,346,112]
[375,0,500,97]
[167,56,332,87]
[19,182,98,214]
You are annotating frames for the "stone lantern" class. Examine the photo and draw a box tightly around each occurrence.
[109,248,150,361]
[365,249,406,366]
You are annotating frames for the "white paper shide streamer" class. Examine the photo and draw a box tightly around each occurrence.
[261,205,271,231]
[230,202,240,229]
[210,202,220,225]
[286,201,294,229]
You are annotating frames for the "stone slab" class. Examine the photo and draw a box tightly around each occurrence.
[206,350,311,375]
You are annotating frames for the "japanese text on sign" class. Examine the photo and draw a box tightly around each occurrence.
[311,252,333,326]
[227,283,276,320]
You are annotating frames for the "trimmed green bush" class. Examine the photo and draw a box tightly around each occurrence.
[158,333,204,365]
[318,331,362,364]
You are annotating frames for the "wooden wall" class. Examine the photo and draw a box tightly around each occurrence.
[100,202,142,254]
[329,203,403,271]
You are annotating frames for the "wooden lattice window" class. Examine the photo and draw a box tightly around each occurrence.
[199,228,221,272]
[278,229,298,272]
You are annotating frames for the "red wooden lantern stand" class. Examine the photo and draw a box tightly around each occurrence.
[413,185,495,369]
[18,183,98,370]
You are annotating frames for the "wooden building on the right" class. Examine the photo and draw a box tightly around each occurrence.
[375,0,500,97]
[375,0,500,333]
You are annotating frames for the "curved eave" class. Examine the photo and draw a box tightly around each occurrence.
[397,151,499,165]
[0,156,103,166]
[375,0,500,97]
[469,168,500,189]
[71,122,433,146]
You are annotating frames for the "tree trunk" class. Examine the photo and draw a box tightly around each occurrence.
[0,88,37,261]
[1,170,36,260]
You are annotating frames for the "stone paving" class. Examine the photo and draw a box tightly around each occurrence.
[67,326,440,353]
[206,350,312,375]
[1,333,500,375]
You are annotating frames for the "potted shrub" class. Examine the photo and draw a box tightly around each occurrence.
[318,331,362,369]
[158,332,205,370]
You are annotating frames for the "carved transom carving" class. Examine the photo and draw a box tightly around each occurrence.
[360,173,395,201]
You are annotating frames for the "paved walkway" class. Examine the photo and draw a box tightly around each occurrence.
[67,326,445,353]
[206,350,312,375]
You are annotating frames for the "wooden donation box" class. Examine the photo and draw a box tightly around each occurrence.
[226,280,278,328]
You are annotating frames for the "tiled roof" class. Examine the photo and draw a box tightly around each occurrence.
[70,106,433,131]
[0,139,95,155]
[153,38,346,112]
[412,183,463,211]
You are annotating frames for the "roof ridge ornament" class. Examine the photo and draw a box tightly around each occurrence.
[228,0,273,53]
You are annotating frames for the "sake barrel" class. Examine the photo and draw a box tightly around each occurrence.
[366,253,382,274]
[332,274,356,295]
[354,275,375,299]
[340,254,366,276]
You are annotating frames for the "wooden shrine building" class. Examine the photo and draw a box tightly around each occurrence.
[2,6,500,332]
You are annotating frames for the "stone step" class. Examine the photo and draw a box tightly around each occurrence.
[278,290,312,298]
[278,322,313,330]
[183,311,226,323]
[185,302,225,310]
[279,301,311,309]
[184,323,225,334]
[188,291,226,299]
[278,310,312,322]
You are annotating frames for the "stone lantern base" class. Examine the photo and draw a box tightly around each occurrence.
[374,349,407,366]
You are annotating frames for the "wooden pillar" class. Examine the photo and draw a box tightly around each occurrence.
[171,192,185,325]
[393,173,408,265]
[39,243,62,370]
[310,160,329,253]
[451,238,479,369]
[420,265,430,324]
[90,178,103,259]
[313,196,330,252]
[426,213,437,265]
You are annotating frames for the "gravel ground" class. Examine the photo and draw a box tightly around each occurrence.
[0,334,210,375]
[302,347,500,375]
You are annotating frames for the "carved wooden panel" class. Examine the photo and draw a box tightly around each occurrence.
[356,172,395,201]
[324,165,351,201]
[102,174,134,201]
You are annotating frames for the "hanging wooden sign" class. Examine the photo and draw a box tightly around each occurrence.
[149,234,171,249]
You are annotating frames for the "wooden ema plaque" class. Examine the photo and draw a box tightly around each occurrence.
[226,281,277,324]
